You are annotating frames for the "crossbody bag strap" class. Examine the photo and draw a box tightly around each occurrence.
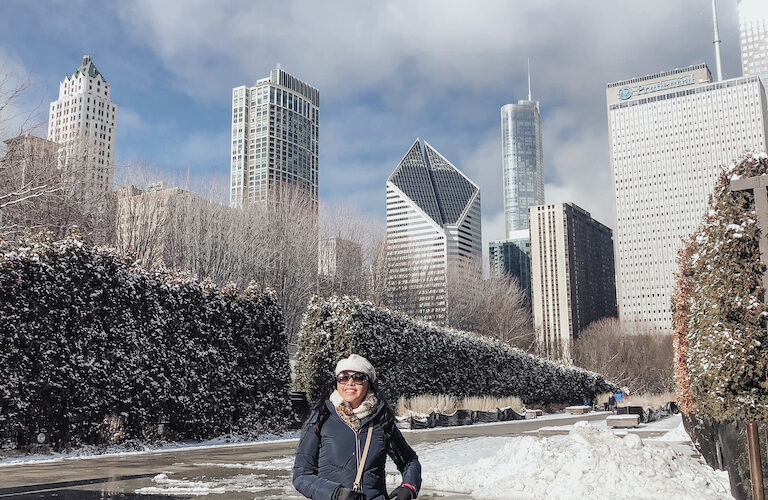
[353,425,374,492]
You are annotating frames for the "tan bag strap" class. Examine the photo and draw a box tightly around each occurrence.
[353,426,374,492]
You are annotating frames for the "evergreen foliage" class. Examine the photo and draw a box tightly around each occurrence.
[295,295,617,406]
[678,153,768,421]
[0,231,291,450]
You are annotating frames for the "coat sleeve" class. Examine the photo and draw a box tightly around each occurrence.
[389,425,422,496]
[292,411,341,500]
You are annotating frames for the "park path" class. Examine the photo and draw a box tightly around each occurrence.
[0,412,614,499]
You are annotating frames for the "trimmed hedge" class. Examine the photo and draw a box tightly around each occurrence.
[0,232,291,450]
[295,295,616,406]
[676,153,768,422]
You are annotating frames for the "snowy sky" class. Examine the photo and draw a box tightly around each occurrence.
[0,0,744,250]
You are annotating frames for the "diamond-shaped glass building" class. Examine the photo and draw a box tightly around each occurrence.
[386,139,482,323]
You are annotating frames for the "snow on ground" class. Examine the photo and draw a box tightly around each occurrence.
[135,472,303,498]
[408,417,732,499]
[0,431,300,467]
[2,413,734,499]
[131,414,732,499]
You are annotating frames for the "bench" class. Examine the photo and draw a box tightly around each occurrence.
[607,414,640,428]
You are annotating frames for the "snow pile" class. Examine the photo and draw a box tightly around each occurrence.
[420,421,731,499]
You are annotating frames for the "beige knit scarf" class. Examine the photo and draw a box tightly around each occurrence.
[330,389,378,431]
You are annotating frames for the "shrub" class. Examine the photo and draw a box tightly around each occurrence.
[674,153,768,422]
[295,295,616,407]
[0,232,291,449]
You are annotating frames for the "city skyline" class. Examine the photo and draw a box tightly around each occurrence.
[0,1,751,256]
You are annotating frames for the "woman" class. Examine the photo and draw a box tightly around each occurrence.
[293,354,422,500]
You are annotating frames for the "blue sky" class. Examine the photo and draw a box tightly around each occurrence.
[0,0,744,248]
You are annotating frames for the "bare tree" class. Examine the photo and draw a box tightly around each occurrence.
[446,255,534,350]
[116,169,319,342]
[572,317,675,393]
[0,68,115,243]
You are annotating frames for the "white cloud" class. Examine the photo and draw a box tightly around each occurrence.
[110,0,742,228]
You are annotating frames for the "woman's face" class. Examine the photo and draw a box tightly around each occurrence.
[336,370,368,409]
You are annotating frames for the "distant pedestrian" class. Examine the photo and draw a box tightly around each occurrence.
[608,394,616,411]
[293,354,421,500]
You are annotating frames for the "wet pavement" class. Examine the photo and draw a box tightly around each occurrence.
[0,413,610,499]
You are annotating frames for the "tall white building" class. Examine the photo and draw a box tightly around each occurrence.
[739,0,768,93]
[607,64,768,330]
[530,203,616,362]
[230,68,319,209]
[386,139,481,323]
[47,55,117,194]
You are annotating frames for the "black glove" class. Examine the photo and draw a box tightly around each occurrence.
[388,485,415,500]
[332,485,367,500]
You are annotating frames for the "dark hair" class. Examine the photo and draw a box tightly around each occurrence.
[312,380,406,470]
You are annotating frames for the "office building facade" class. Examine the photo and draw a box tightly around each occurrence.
[530,203,617,362]
[47,55,117,194]
[739,0,768,93]
[230,68,319,209]
[607,64,768,329]
[386,139,481,323]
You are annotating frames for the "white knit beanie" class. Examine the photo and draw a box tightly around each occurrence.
[335,354,376,382]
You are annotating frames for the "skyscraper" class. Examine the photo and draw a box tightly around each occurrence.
[490,65,543,300]
[738,0,768,93]
[530,203,617,362]
[607,64,768,329]
[47,55,117,194]
[386,139,481,323]
[230,68,319,209]
[501,71,543,238]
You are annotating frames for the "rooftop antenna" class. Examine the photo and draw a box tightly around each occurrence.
[527,57,532,101]
[712,0,723,81]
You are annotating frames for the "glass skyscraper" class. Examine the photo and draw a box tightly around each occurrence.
[230,68,319,209]
[489,88,543,303]
[739,0,768,94]
[501,99,543,237]
[488,239,531,299]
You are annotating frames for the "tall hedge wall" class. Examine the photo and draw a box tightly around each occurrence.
[675,153,768,422]
[0,232,291,449]
[295,295,617,406]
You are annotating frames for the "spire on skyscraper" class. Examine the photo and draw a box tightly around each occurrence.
[712,0,723,81]
[527,58,532,101]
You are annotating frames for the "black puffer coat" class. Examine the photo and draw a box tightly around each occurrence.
[293,399,421,499]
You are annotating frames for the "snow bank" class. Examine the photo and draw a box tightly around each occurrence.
[419,421,731,499]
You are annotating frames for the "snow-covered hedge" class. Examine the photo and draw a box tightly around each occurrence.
[675,153,768,422]
[0,232,291,449]
[294,295,616,406]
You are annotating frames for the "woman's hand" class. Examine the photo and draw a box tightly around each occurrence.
[332,485,367,500]
[388,484,415,499]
